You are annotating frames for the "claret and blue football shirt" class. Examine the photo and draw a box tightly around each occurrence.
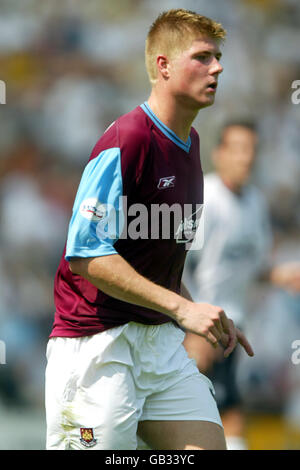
[51,102,203,337]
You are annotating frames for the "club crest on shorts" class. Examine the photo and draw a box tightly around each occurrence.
[80,428,97,447]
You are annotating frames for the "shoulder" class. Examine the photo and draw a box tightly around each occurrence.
[202,173,223,215]
[190,126,200,144]
[204,172,220,195]
[117,106,152,154]
[89,105,151,161]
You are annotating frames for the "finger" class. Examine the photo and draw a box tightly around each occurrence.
[212,316,224,336]
[223,320,237,358]
[210,326,222,343]
[204,331,220,349]
[219,332,230,348]
[217,310,234,351]
[236,328,254,357]
[219,310,231,334]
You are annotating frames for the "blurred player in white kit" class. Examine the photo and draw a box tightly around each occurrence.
[183,120,300,450]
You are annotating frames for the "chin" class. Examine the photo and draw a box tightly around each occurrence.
[236,177,250,188]
[197,100,215,110]
[196,96,216,109]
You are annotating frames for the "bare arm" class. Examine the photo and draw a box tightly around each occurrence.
[180,282,193,301]
[70,255,254,358]
[70,254,186,319]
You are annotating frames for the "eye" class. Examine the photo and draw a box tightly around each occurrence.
[195,55,210,63]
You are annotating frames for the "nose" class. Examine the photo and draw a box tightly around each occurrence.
[210,57,223,76]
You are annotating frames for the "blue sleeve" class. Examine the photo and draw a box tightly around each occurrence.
[65,147,124,260]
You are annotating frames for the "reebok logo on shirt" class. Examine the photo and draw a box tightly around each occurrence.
[157,176,176,189]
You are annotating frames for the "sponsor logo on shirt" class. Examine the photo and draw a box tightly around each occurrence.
[157,176,176,189]
[175,205,203,246]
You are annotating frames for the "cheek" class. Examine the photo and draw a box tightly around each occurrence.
[177,68,203,90]
[188,66,207,88]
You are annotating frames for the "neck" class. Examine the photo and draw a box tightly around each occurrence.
[147,88,199,142]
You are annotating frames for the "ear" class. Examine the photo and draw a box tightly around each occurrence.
[156,55,170,80]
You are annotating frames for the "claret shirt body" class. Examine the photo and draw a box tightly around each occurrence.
[51,103,203,337]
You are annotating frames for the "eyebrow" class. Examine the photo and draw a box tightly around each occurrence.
[194,50,222,60]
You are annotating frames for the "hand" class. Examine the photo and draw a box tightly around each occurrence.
[218,322,254,358]
[178,302,254,358]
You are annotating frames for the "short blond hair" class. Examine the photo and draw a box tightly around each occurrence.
[145,9,226,85]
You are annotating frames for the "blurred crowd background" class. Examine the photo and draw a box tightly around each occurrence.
[0,0,299,449]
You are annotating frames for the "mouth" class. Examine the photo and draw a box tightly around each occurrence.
[206,82,217,93]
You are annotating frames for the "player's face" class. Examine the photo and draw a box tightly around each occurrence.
[168,36,223,109]
[217,126,257,188]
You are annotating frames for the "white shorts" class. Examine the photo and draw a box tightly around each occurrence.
[45,321,222,450]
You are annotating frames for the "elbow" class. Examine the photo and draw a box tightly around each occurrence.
[68,258,83,276]
[68,257,96,278]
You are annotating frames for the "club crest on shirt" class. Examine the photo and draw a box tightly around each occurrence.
[157,176,176,189]
[80,428,97,447]
[79,198,106,222]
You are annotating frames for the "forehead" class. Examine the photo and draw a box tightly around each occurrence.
[185,36,222,55]
[222,126,256,143]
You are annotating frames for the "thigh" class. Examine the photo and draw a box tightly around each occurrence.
[138,420,226,450]
[45,336,143,450]
[137,350,225,450]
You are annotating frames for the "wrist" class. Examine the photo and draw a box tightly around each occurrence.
[167,294,191,323]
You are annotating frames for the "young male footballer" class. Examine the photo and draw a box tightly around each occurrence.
[45,8,253,450]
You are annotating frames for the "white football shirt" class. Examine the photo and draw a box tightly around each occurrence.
[184,173,272,328]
